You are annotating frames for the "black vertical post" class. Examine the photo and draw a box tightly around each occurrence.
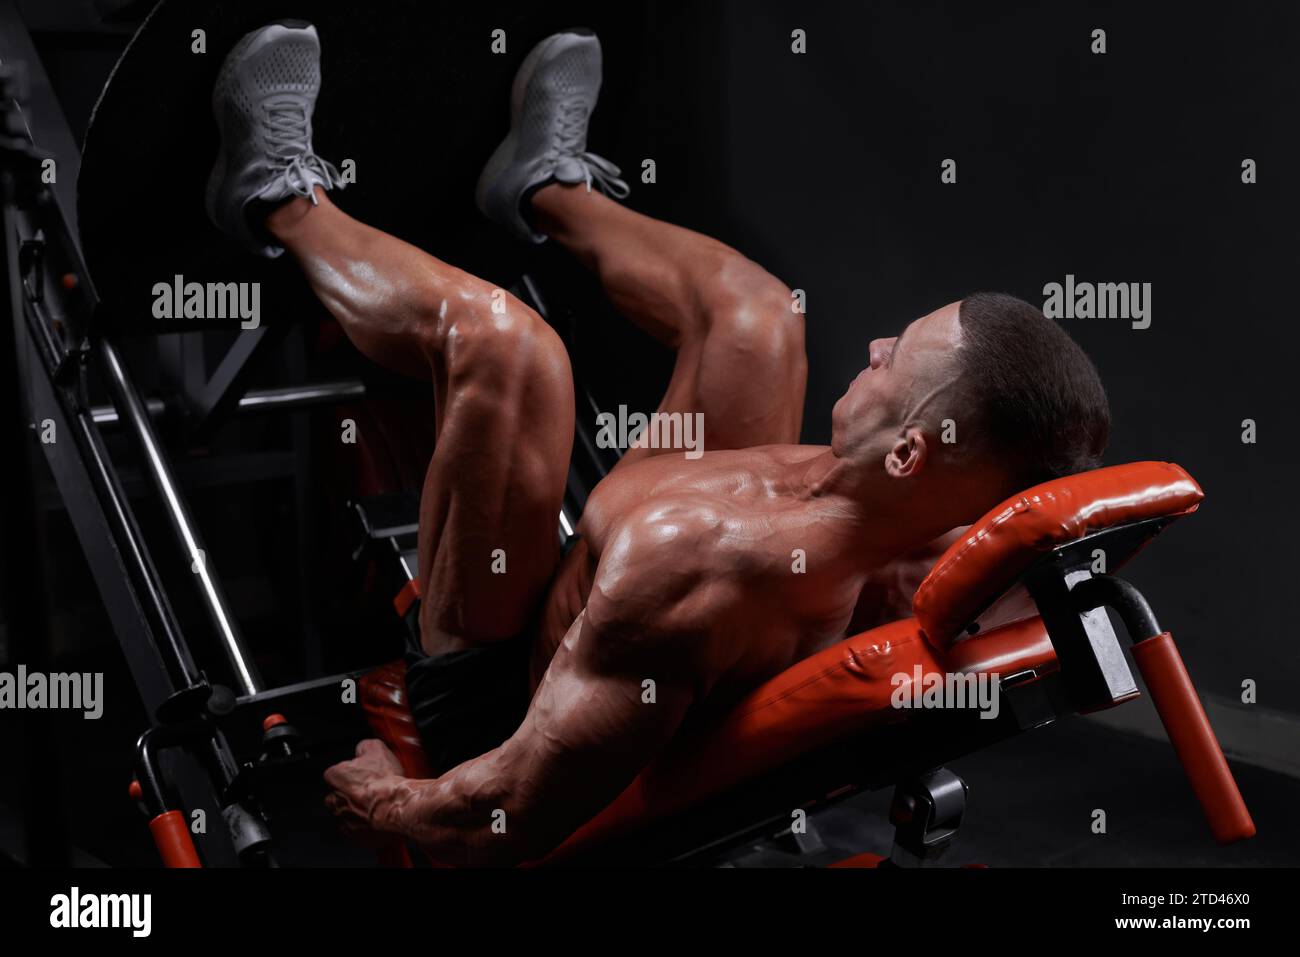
[0,61,68,868]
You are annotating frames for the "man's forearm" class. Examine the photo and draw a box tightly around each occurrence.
[367,750,536,866]
[346,604,699,866]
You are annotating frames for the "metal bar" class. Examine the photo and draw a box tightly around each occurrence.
[235,377,366,410]
[90,378,366,425]
[98,336,262,695]
[187,326,271,436]
[2,83,68,868]
[1026,566,1138,712]
[43,355,201,695]
[1070,574,1162,643]
[92,395,165,424]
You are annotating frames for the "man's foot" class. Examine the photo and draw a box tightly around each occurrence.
[476,29,629,244]
[205,20,345,258]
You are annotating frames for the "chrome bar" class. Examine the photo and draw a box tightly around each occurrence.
[97,338,262,695]
[234,378,366,411]
[92,378,366,426]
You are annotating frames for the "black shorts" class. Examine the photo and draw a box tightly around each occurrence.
[401,535,583,775]
[403,627,533,777]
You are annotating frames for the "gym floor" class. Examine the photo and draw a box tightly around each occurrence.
[723,718,1299,868]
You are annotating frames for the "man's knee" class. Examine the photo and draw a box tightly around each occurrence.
[701,252,805,364]
[426,288,569,391]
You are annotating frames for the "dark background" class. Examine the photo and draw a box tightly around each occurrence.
[2,0,1296,865]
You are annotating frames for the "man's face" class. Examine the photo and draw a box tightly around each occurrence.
[831,301,965,461]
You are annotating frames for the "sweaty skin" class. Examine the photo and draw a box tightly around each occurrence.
[304,184,1001,865]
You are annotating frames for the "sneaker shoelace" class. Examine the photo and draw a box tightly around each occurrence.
[553,100,630,198]
[264,97,344,204]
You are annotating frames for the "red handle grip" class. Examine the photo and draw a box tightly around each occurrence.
[149,810,202,868]
[1130,632,1255,844]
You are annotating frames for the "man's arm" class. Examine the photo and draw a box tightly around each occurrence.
[325,578,706,865]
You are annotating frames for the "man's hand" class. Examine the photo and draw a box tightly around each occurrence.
[324,738,405,846]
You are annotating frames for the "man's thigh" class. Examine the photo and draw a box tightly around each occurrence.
[415,305,576,656]
[616,296,808,469]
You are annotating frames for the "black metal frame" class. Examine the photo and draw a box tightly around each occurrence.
[0,8,386,865]
[1,58,69,868]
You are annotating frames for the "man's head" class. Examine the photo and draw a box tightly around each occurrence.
[830,293,1109,520]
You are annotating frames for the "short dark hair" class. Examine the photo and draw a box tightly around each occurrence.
[954,292,1110,490]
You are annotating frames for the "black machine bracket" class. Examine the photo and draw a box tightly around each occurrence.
[886,768,969,867]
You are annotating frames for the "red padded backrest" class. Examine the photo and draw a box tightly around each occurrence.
[912,461,1203,650]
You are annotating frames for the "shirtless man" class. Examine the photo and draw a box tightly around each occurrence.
[206,24,1110,864]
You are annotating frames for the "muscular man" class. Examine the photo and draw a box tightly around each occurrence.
[207,23,1109,864]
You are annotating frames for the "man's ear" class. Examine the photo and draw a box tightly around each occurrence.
[885,427,928,479]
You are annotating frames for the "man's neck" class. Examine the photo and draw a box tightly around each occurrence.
[783,447,954,576]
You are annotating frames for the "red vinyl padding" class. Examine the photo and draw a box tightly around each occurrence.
[913,462,1203,650]
[359,661,434,780]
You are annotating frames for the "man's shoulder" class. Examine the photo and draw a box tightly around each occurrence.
[584,496,744,648]
[602,493,750,575]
